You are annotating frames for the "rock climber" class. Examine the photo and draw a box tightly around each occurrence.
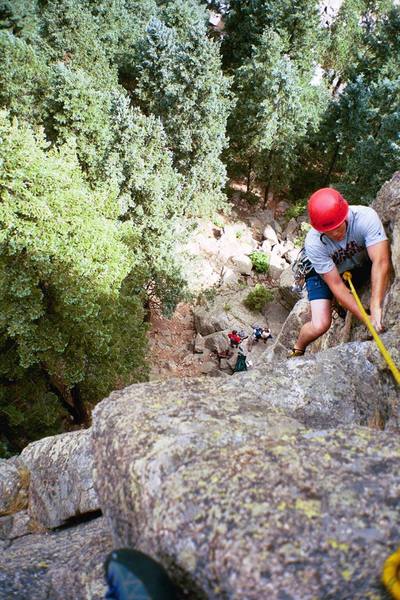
[289,187,391,357]
[247,325,273,352]
[228,330,242,348]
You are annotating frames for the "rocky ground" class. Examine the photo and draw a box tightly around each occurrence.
[147,183,299,380]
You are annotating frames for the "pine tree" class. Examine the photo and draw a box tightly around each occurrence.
[315,4,400,202]
[43,65,114,181]
[0,112,148,452]
[131,16,232,216]
[228,28,327,202]
[222,0,323,73]
[106,92,189,315]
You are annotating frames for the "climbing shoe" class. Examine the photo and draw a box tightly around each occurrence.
[105,548,177,600]
[287,348,305,358]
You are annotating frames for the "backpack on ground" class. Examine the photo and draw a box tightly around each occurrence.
[234,347,248,373]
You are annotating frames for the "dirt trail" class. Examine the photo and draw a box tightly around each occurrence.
[148,303,212,380]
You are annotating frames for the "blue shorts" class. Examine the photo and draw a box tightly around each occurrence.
[305,261,372,302]
[306,274,333,301]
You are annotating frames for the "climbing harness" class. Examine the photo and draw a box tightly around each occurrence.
[291,247,314,291]
[343,271,400,385]
[382,547,400,599]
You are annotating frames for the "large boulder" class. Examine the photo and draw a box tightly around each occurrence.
[372,171,400,333]
[0,517,112,600]
[217,224,258,260]
[204,331,229,354]
[92,348,399,599]
[20,430,99,529]
[278,266,302,310]
[268,252,288,280]
[230,254,253,275]
[263,224,279,245]
[194,308,231,336]
[0,459,29,516]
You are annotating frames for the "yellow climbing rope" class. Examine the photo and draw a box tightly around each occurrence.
[382,548,400,599]
[342,271,400,386]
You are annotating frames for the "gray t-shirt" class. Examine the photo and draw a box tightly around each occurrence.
[304,206,387,275]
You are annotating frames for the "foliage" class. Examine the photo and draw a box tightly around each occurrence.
[242,191,260,206]
[131,17,233,216]
[222,0,324,73]
[308,5,400,203]
[0,32,51,123]
[38,0,118,88]
[249,251,269,274]
[286,199,307,221]
[43,65,114,181]
[321,0,394,90]
[294,222,312,248]
[0,113,148,451]
[227,27,328,200]
[106,93,188,315]
[243,284,273,312]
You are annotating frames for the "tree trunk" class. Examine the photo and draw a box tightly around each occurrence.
[246,158,252,193]
[263,183,273,209]
[41,364,89,426]
[324,143,339,186]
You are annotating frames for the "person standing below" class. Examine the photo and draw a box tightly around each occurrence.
[289,188,391,357]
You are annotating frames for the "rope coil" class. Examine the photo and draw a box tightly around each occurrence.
[382,548,400,599]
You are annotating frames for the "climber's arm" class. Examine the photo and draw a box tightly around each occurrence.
[322,267,364,321]
[367,240,391,332]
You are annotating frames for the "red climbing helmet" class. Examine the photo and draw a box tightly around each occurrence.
[307,188,349,232]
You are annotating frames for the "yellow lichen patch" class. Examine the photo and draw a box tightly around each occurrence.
[295,498,321,519]
[327,539,349,552]
[277,501,287,511]
[341,569,351,581]
[251,503,269,517]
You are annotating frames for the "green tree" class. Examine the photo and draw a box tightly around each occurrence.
[229,28,327,203]
[0,32,51,123]
[222,0,323,72]
[0,0,40,43]
[43,65,114,181]
[0,112,148,453]
[106,92,189,315]
[322,0,393,94]
[311,4,400,202]
[39,0,117,88]
[131,17,232,216]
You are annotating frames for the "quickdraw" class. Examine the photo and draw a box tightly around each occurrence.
[291,247,314,289]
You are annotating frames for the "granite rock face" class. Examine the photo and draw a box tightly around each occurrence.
[92,372,400,600]
[0,517,111,600]
[20,430,99,528]
[372,171,400,334]
[0,458,29,516]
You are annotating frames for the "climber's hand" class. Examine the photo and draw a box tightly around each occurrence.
[370,306,384,333]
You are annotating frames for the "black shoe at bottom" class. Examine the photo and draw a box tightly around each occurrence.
[105,549,178,600]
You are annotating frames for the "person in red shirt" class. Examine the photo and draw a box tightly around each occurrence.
[228,330,241,347]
